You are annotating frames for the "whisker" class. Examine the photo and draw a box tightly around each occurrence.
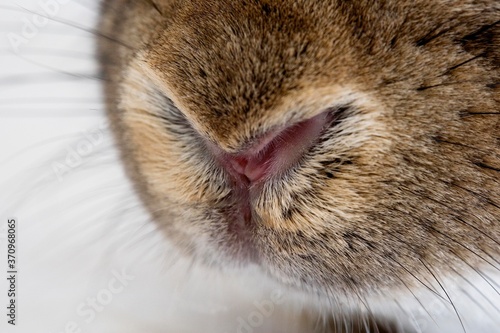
[385,231,449,301]
[0,130,102,166]
[439,53,485,76]
[0,108,104,116]
[0,47,93,58]
[394,275,439,328]
[0,72,99,86]
[480,269,500,294]
[419,258,466,333]
[388,255,448,303]
[6,52,102,81]
[0,97,101,105]
[402,187,500,267]
[416,80,488,91]
[452,267,500,315]
[429,224,500,271]
[0,3,134,51]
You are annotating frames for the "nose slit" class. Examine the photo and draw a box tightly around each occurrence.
[219,110,333,184]
[228,147,274,182]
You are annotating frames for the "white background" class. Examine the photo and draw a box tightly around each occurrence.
[0,1,499,332]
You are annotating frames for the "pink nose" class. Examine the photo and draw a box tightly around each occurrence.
[222,110,332,183]
[227,150,273,183]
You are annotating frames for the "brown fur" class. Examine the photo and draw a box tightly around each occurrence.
[99,1,499,331]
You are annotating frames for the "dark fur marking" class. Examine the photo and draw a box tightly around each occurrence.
[459,110,500,118]
[282,207,294,220]
[460,20,500,48]
[460,20,500,68]
[415,22,458,47]
[325,171,335,179]
[416,81,471,91]
[343,232,375,251]
[261,3,271,15]
[474,161,500,173]
[144,0,162,15]
[486,82,499,89]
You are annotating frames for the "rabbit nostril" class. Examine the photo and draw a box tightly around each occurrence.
[227,150,273,182]
[222,109,335,184]
[228,157,248,180]
[228,157,249,176]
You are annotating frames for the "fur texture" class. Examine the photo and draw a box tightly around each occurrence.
[99,1,500,331]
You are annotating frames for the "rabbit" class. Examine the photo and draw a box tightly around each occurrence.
[98,0,500,332]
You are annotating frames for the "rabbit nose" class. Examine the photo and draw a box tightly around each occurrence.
[227,150,272,183]
[223,110,333,183]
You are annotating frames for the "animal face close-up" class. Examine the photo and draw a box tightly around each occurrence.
[1,1,499,332]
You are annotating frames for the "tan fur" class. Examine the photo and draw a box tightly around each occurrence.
[99,0,499,331]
